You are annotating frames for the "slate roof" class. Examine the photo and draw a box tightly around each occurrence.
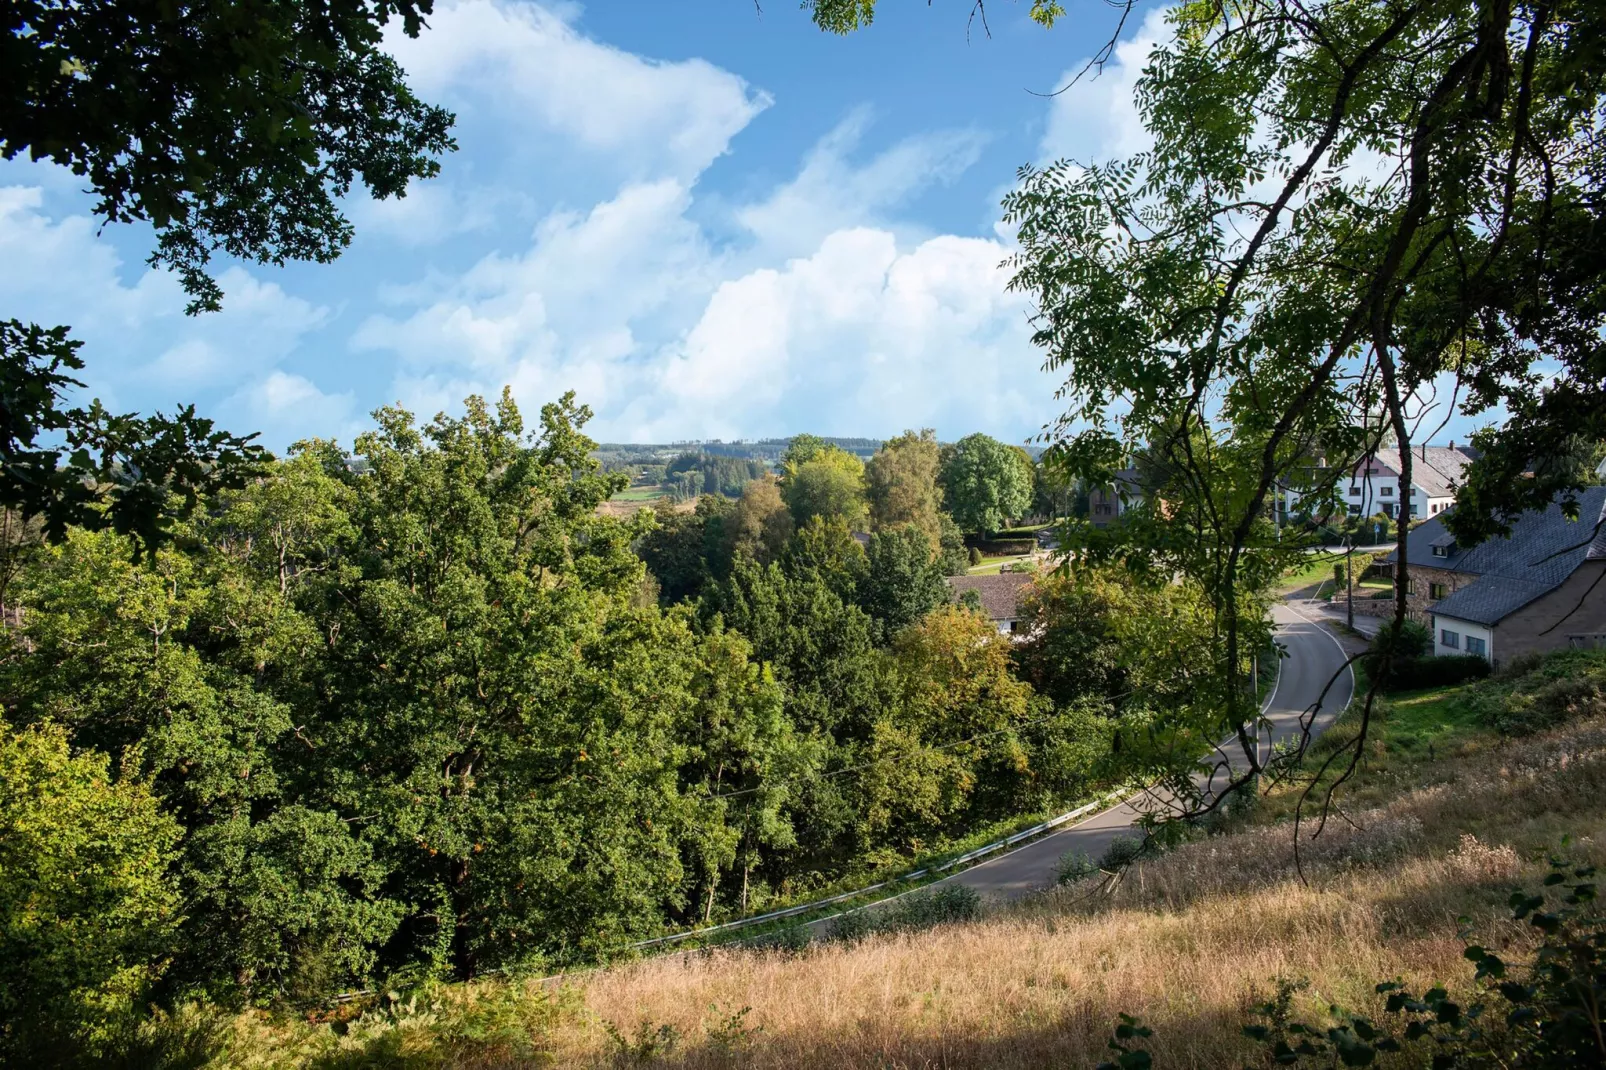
[1361,446,1476,499]
[1404,486,1606,626]
[1113,468,1144,498]
[947,572,1034,622]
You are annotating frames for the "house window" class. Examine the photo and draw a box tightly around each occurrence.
[1429,582,1447,599]
[1409,504,1419,516]
[1348,484,1359,495]
[1568,635,1606,650]
[1466,636,1487,658]
[1441,629,1460,649]
[1383,504,1395,518]
[1348,505,1361,516]
[1380,486,1394,496]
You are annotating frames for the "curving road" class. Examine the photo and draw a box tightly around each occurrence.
[895,603,1355,904]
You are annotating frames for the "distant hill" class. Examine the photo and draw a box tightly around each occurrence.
[593,437,885,465]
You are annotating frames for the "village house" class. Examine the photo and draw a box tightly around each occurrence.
[947,572,1035,636]
[1364,486,1606,667]
[1086,468,1143,527]
[1282,444,1477,522]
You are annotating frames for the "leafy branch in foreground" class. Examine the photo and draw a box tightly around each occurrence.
[0,321,266,554]
[2,0,457,554]
[1004,0,1606,828]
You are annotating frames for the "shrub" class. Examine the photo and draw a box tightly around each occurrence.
[741,924,812,953]
[888,885,981,930]
[1056,851,1100,885]
[1482,676,1606,736]
[971,539,1035,555]
[1378,654,1491,692]
[967,546,983,566]
[823,910,875,944]
[824,885,982,944]
[1362,619,1433,685]
[1498,649,1547,680]
[1098,835,1146,871]
[0,721,183,1067]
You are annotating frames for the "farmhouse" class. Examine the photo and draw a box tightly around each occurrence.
[1281,444,1477,522]
[947,572,1034,636]
[1370,486,1606,667]
[1087,468,1144,527]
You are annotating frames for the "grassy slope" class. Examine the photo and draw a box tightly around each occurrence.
[546,653,1606,1068]
[198,652,1606,1069]
[1278,551,1343,594]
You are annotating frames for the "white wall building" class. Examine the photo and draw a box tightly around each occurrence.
[1282,445,1476,523]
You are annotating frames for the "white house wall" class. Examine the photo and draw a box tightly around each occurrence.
[1433,614,1493,660]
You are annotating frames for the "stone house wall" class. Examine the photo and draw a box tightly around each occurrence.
[1342,563,1480,625]
[1492,561,1606,665]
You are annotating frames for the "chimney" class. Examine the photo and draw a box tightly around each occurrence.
[1420,443,1426,460]
[1449,440,1455,450]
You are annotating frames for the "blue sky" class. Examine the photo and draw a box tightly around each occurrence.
[2,0,1182,451]
[0,1,1484,452]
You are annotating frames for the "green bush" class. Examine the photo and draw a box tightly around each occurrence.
[1498,649,1547,680]
[1481,676,1606,736]
[967,546,983,566]
[0,721,183,1067]
[1378,654,1491,692]
[823,910,876,943]
[741,923,812,953]
[971,538,1035,555]
[1362,619,1433,685]
[824,885,983,943]
[1098,835,1146,871]
[890,885,981,929]
[1056,851,1100,885]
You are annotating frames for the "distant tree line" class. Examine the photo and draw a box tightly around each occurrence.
[664,453,770,500]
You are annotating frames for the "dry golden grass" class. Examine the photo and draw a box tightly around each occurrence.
[548,717,1606,1068]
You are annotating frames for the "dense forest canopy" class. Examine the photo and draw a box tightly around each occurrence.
[0,387,1215,1063]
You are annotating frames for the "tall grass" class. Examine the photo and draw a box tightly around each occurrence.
[545,715,1606,1068]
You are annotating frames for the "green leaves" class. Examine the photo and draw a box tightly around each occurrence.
[0,320,267,556]
[0,720,182,1063]
[4,0,456,315]
[1095,1012,1154,1070]
[939,433,1032,536]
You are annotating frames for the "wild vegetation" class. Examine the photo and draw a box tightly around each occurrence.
[40,645,1590,1069]
[5,0,1604,1066]
[0,389,1216,1065]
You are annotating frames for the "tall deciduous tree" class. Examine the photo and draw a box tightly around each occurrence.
[994,0,1606,818]
[725,477,794,566]
[781,446,868,530]
[865,429,946,545]
[0,721,182,1065]
[857,524,951,642]
[940,433,1033,535]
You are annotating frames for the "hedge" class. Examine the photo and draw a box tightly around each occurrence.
[969,539,1036,556]
[1378,654,1491,692]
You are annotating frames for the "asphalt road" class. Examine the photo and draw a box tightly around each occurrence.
[902,603,1356,904]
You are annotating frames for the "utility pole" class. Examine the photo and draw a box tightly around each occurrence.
[1345,533,1355,630]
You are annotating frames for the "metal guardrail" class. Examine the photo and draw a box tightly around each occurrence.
[630,795,1112,949]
